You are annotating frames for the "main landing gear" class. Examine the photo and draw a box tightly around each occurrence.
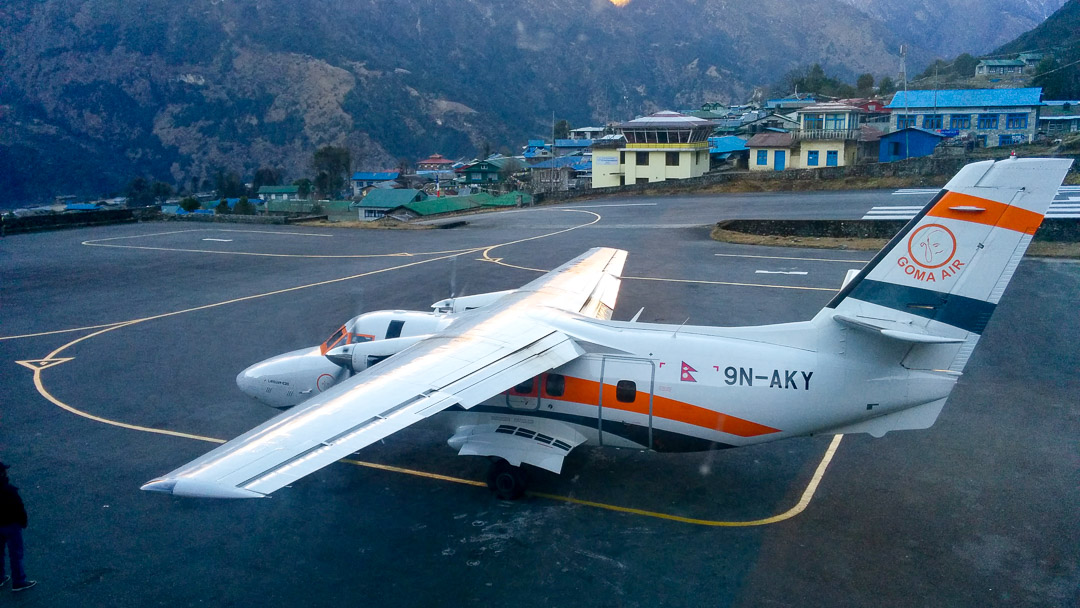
[486,458,528,500]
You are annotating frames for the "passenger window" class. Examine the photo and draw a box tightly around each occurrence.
[616,380,636,403]
[545,374,565,397]
[385,320,404,339]
[512,378,534,394]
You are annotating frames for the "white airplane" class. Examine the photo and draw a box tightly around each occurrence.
[143,157,1072,500]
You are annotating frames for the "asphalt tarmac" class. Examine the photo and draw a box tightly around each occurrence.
[1,190,1077,607]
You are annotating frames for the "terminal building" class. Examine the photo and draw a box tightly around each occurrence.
[591,111,714,188]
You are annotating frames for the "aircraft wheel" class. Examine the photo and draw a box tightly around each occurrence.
[487,459,527,500]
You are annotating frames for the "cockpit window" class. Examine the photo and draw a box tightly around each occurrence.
[319,326,374,355]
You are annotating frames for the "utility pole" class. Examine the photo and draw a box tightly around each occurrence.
[901,44,910,160]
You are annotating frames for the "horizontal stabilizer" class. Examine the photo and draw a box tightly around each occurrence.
[832,314,965,344]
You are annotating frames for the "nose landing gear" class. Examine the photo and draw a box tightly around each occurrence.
[486,459,528,500]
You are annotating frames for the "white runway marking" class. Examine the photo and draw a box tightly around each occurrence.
[891,189,940,195]
[755,270,808,275]
[202,238,233,242]
[562,203,659,208]
[865,190,1080,219]
[715,253,870,263]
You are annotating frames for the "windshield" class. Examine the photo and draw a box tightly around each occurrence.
[319,326,374,355]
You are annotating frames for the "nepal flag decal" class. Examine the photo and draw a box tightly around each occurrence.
[680,361,697,382]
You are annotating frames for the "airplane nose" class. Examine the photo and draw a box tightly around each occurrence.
[236,367,259,399]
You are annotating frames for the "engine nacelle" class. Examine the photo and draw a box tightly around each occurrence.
[431,290,515,314]
[324,334,430,373]
[236,346,349,409]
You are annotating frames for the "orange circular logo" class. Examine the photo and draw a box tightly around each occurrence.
[907,224,957,269]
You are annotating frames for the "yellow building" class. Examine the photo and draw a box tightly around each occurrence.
[746,103,865,171]
[793,102,863,168]
[747,132,798,171]
[591,111,713,188]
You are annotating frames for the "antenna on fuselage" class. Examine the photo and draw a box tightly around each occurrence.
[672,317,690,337]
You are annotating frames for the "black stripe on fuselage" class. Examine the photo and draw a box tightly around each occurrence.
[844,279,995,335]
[826,190,942,309]
[447,405,732,453]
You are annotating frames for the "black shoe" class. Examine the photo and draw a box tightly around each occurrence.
[12,580,36,592]
[0,575,9,586]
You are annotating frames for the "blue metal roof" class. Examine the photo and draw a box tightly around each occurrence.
[707,136,749,154]
[531,156,591,171]
[351,171,400,181]
[888,88,1042,109]
[554,139,592,147]
[65,203,101,211]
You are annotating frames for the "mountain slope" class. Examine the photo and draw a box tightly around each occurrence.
[0,0,1065,204]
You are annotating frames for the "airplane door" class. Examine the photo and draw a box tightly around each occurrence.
[598,357,654,449]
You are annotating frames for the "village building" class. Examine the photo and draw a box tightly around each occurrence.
[257,185,300,201]
[1038,100,1080,135]
[350,171,400,196]
[975,59,1027,76]
[529,155,591,191]
[416,154,455,172]
[746,131,798,171]
[590,111,713,188]
[569,126,604,140]
[878,128,946,162]
[351,188,427,221]
[793,102,864,168]
[887,88,1042,147]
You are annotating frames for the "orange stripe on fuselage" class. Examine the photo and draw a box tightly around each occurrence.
[929,191,1045,235]
[553,375,779,438]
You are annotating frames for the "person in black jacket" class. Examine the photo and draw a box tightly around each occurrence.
[0,463,35,592]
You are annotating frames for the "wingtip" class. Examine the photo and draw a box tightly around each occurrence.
[141,478,178,494]
[141,477,267,499]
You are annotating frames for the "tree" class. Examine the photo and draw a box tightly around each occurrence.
[856,73,874,94]
[124,177,153,207]
[178,196,201,212]
[234,195,255,215]
[878,76,896,95]
[293,178,313,199]
[213,169,246,198]
[251,167,282,195]
[953,53,979,77]
[214,198,230,214]
[481,141,492,159]
[150,180,173,204]
[311,146,351,198]
[554,119,571,140]
[396,157,412,175]
[1033,56,1080,100]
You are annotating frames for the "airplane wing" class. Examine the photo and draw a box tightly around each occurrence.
[142,247,627,498]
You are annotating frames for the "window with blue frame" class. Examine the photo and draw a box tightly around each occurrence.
[923,114,943,129]
[999,134,1025,146]
[807,150,819,166]
[826,150,838,166]
[824,114,845,130]
[949,114,971,129]
[757,150,768,165]
[1006,113,1028,129]
[896,114,916,129]
[803,114,824,130]
[977,114,999,129]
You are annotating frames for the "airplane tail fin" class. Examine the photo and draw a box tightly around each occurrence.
[818,157,1072,372]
